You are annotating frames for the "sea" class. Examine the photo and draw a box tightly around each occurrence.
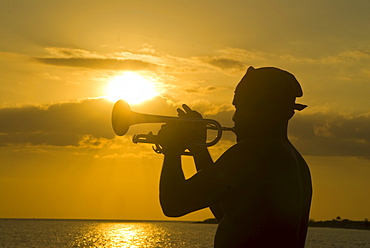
[0,219,369,248]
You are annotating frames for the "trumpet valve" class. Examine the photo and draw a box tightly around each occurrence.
[132,132,158,144]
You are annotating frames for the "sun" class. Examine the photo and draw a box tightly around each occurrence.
[106,72,158,104]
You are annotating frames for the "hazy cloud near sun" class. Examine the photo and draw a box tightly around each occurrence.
[34,47,370,85]
[0,98,115,147]
[36,58,159,71]
[34,47,251,74]
[0,98,369,159]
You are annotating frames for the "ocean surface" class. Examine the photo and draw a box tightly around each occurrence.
[0,219,369,248]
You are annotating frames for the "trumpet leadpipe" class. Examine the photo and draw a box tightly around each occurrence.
[221,126,235,132]
[132,126,235,145]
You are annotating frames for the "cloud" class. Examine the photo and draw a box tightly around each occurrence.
[35,46,250,74]
[289,112,370,158]
[36,58,159,71]
[200,47,370,81]
[321,50,370,65]
[192,48,267,73]
[23,45,370,84]
[0,98,115,147]
[44,47,103,59]
[0,96,179,148]
[177,85,227,97]
[204,58,246,71]
[35,47,164,71]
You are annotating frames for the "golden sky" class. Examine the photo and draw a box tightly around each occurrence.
[1,0,369,221]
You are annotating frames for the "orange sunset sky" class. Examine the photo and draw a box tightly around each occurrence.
[1,0,369,222]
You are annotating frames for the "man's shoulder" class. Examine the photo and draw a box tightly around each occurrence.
[216,138,294,166]
[215,139,265,166]
[226,139,270,153]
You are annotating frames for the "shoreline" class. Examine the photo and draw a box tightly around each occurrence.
[1,218,369,231]
[196,218,370,230]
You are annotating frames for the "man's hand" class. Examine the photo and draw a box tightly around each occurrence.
[177,105,207,151]
[156,122,188,154]
[156,105,206,154]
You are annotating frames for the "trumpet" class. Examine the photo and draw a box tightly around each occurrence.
[111,100,234,154]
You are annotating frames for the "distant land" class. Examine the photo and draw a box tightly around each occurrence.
[308,217,370,230]
[197,217,370,230]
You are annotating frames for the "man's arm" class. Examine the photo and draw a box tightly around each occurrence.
[159,148,227,218]
[192,148,224,222]
[159,151,187,217]
[158,104,226,219]
[159,138,236,220]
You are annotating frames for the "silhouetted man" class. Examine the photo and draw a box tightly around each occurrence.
[158,66,312,248]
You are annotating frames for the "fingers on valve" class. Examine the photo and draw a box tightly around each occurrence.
[179,104,203,118]
[177,108,187,117]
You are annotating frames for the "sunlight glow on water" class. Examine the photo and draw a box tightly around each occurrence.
[72,222,173,247]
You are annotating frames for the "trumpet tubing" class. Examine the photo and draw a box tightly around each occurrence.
[112,100,234,151]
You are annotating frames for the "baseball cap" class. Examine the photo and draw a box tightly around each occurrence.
[233,66,307,111]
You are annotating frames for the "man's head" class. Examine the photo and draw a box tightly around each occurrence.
[232,66,306,139]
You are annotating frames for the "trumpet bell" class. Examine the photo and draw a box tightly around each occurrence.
[112,99,176,136]
[112,100,132,136]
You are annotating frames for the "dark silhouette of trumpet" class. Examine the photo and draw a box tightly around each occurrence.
[111,100,234,154]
